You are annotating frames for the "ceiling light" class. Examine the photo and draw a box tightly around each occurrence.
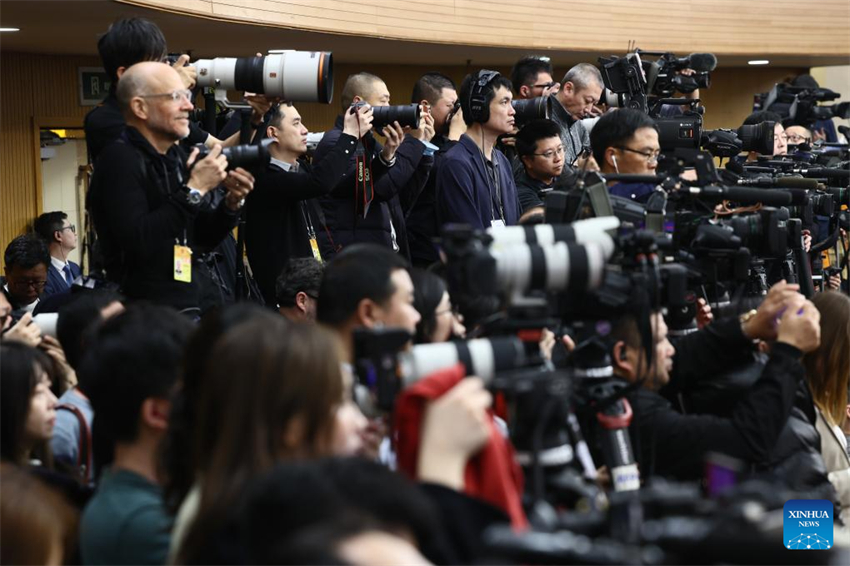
[748,60,769,65]
[0,27,20,32]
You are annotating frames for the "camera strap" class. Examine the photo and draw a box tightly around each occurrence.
[354,138,375,219]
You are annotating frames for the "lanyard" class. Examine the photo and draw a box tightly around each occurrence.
[300,201,316,239]
[355,139,375,219]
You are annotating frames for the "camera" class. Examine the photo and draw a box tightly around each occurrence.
[512,96,550,128]
[192,138,273,171]
[350,101,421,130]
[194,51,334,103]
[754,82,850,128]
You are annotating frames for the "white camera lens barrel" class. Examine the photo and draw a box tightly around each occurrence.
[194,51,333,103]
[399,337,526,386]
[491,240,611,295]
[488,217,619,256]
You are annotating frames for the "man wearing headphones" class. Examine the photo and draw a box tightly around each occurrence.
[436,70,521,230]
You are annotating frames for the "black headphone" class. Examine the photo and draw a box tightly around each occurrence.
[467,69,501,124]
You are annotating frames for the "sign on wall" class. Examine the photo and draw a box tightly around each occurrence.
[78,67,111,106]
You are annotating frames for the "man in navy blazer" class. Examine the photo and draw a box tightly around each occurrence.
[33,211,82,298]
[437,70,521,231]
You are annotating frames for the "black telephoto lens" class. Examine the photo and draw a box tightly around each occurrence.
[194,138,273,171]
[737,121,775,155]
[354,103,421,130]
[511,97,549,127]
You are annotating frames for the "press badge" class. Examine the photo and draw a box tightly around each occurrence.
[491,219,506,228]
[174,245,192,283]
[309,238,323,263]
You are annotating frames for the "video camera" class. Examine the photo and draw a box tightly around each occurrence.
[754,82,850,128]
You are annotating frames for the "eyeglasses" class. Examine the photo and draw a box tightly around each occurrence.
[532,81,557,90]
[616,146,661,163]
[533,145,565,160]
[57,224,75,234]
[11,279,47,290]
[786,134,811,144]
[776,133,789,142]
[139,89,192,103]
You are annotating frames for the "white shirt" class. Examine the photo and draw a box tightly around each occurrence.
[270,157,299,173]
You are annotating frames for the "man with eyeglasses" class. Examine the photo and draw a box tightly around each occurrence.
[88,62,254,314]
[2,234,50,322]
[514,119,565,216]
[590,108,661,203]
[785,125,813,150]
[510,56,560,101]
[33,211,81,299]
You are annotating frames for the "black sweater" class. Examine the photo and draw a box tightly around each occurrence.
[88,127,239,311]
[245,133,358,307]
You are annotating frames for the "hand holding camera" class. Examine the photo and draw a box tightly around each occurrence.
[741,280,801,342]
[380,121,405,162]
[223,168,255,211]
[171,53,197,90]
[343,102,374,139]
[408,106,435,143]
[187,144,228,195]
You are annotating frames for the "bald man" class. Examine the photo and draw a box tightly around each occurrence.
[88,62,254,314]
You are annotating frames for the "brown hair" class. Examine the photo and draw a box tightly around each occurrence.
[804,291,850,427]
[178,312,345,563]
[0,463,77,565]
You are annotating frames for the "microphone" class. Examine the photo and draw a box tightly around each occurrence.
[688,186,792,206]
[682,53,718,73]
[738,176,822,190]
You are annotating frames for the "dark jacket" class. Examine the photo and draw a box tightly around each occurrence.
[245,133,357,307]
[436,134,521,230]
[514,167,555,213]
[625,317,806,480]
[405,135,457,267]
[88,127,239,311]
[547,94,590,167]
[43,261,82,299]
[315,115,432,258]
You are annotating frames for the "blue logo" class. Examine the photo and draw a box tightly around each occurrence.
[783,499,833,550]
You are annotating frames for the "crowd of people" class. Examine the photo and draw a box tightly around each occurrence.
[1,15,849,565]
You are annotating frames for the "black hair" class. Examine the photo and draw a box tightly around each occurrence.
[80,304,192,448]
[459,72,514,126]
[32,212,68,244]
[340,72,384,110]
[56,290,123,373]
[515,118,562,157]
[742,110,783,127]
[590,108,657,167]
[97,17,167,87]
[317,244,409,326]
[161,303,269,513]
[269,101,295,129]
[411,72,457,105]
[0,343,56,465]
[276,258,324,308]
[792,74,820,89]
[3,234,50,271]
[510,56,553,95]
[410,268,447,344]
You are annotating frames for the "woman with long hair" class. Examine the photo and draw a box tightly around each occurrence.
[804,291,850,525]
[175,311,366,564]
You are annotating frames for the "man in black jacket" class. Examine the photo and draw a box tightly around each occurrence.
[603,281,821,481]
[315,72,434,260]
[88,62,254,314]
[245,102,374,307]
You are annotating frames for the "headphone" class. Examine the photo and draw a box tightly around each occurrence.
[611,153,619,172]
[467,70,501,124]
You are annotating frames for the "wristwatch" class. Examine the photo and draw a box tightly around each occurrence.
[186,186,203,205]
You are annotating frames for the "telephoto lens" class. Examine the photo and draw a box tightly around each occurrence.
[511,96,549,127]
[351,101,420,130]
[194,51,333,103]
[192,138,273,171]
[736,121,775,155]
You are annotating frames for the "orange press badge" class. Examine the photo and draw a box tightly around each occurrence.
[174,245,192,283]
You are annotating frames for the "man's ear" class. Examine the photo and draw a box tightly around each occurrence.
[53,230,63,244]
[352,95,364,105]
[140,397,171,432]
[562,81,574,96]
[355,298,379,328]
[266,125,278,141]
[605,147,618,170]
[520,153,534,171]
[295,291,309,314]
[612,341,635,378]
[115,66,127,81]
[519,85,531,99]
[129,97,149,121]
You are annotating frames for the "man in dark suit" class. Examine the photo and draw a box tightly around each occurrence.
[245,102,374,308]
[33,211,82,298]
[2,234,50,322]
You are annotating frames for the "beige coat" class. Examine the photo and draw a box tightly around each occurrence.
[816,408,850,526]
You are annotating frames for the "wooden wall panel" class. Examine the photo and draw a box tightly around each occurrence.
[122,0,850,58]
[0,52,101,268]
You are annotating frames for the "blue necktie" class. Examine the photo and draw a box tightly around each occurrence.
[63,264,73,286]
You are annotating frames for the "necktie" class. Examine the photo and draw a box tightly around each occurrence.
[63,264,73,286]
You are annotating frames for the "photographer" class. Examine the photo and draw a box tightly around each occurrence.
[436,70,521,230]
[510,56,560,100]
[603,282,821,481]
[245,101,373,307]
[88,62,254,314]
[549,63,603,169]
[406,73,465,267]
[513,119,565,216]
[590,108,660,202]
[315,73,434,259]
[85,18,267,163]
